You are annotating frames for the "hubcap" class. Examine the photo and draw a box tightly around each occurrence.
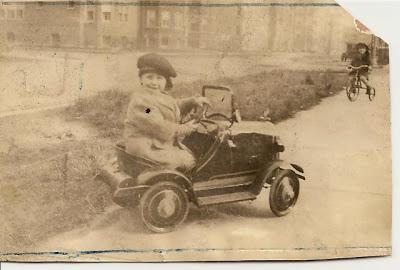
[280,177,295,203]
[154,191,178,219]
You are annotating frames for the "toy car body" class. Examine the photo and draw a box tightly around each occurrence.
[96,85,305,232]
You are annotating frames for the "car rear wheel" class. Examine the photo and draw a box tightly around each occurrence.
[140,181,189,233]
[269,169,300,217]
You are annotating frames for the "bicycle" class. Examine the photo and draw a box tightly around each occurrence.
[345,65,376,102]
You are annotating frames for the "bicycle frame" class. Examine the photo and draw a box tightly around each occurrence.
[346,66,375,102]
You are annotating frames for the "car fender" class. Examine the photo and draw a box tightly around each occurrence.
[137,169,193,191]
[264,161,305,185]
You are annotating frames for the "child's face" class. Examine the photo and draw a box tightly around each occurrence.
[140,72,167,91]
[358,47,367,54]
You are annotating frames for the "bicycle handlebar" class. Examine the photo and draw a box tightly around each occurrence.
[347,65,370,70]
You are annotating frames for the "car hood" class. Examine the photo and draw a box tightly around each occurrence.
[229,121,278,136]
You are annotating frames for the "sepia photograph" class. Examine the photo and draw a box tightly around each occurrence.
[0,0,392,262]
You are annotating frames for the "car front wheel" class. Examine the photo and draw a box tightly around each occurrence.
[269,169,300,217]
[140,181,189,233]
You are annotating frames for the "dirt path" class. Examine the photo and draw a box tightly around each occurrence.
[35,69,391,260]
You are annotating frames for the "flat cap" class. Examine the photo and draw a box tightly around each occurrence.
[137,53,177,78]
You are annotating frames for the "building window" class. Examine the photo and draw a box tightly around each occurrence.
[87,10,94,21]
[0,9,5,20]
[175,12,184,29]
[190,17,200,31]
[189,34,200,48]
[103,35,112,47]
[146,9,156,27]
[37,1,44,9]
[7,32,15,43]
[161,11,171,28]
[145,34,158,48]
[161,36,169,47]
[68,1,76,9]
[121,36,128,48]
[103,11,111,21]
[51,33,61,47]
[7,9,15,19]
[17,9,24,19]
[124,13,128,22]
[176,38,184,48]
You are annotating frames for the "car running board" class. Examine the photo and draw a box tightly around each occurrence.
[196,191,257,207]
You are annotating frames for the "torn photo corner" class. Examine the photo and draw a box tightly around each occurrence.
[0,0,391,262]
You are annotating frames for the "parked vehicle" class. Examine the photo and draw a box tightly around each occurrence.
[96,85,305,233]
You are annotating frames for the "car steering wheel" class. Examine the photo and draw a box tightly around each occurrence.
[182,105,229,135]
[206,113,232,123]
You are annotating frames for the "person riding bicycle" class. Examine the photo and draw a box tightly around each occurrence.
[347,43,373,94]
[123,53,210,171]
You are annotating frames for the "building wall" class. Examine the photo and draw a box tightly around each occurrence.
[240,0,361,55]
[138,4,187,50]
[94,1,139,49]
[0,0,140,50]
[1,1,82,48]
[1,0,379,56]
[137,1,240,51]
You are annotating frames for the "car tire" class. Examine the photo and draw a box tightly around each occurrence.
[269,169,300,217]
[368,87,376,101]
[140,181,189,233]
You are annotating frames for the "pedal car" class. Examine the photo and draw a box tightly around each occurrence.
[96,85,305,233]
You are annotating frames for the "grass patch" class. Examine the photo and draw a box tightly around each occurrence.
[0,140,114,252]
[66,70,347,137]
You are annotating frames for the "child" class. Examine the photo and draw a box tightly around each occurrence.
[123,53,209,171]
[348,43,373,94]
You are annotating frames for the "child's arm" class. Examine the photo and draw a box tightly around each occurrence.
[177,97,197,117]
[125,96,197,142]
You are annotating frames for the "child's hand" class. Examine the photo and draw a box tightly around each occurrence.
[194,96,211,108]
[177,120,199,137]
[185,119,200,131]
[368,66,373,71]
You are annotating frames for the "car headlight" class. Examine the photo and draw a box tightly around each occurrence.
[274,136,285,152]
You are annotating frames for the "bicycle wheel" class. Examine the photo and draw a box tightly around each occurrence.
[368,87,376,101]
[346,82,359,102]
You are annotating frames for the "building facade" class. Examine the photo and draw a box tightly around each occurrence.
[0,0,139,50]
[1,0,242,51]
[136,0,241,51]
[0,0,387,57]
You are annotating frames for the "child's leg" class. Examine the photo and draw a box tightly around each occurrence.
[348,75,356,91]
[359,75,372,91]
